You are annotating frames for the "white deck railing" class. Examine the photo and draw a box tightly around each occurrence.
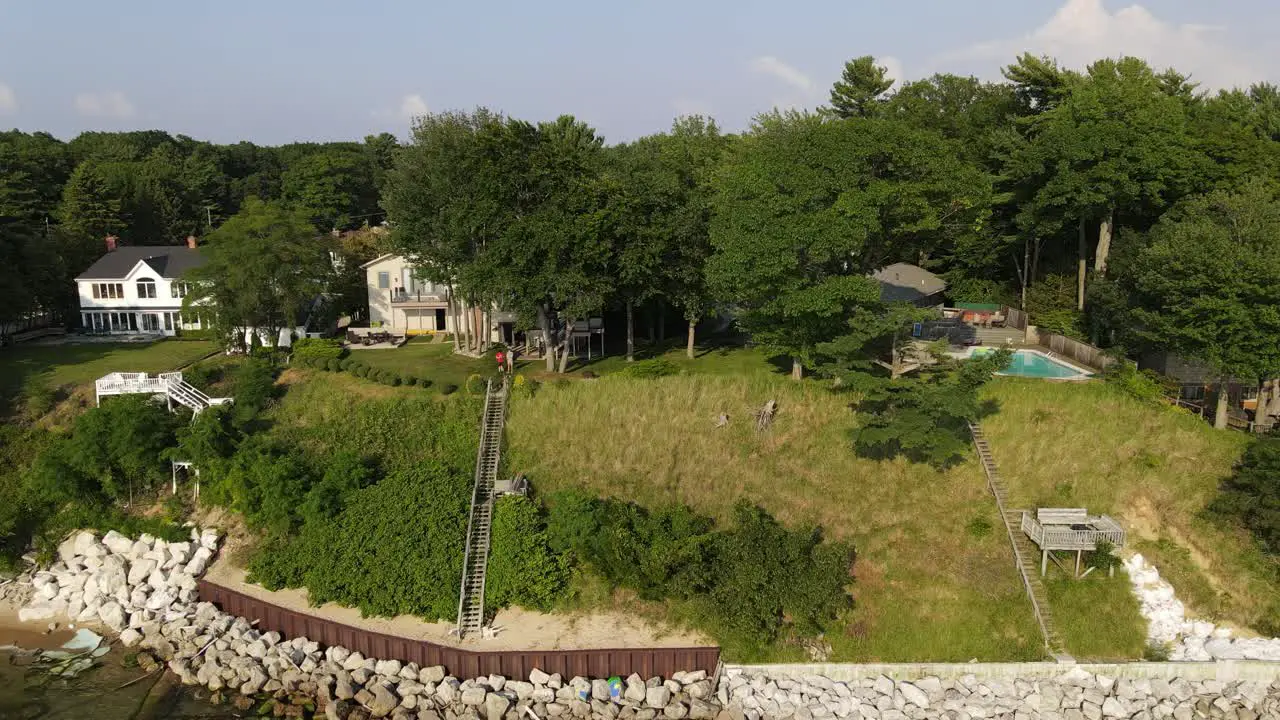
[1021,511,1126,551]
[95,372,231,413]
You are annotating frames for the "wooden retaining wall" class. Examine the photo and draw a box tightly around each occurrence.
[197,580,720,680]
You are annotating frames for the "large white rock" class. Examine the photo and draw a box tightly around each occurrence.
[146,589,176,612]
[128,557,157,586]
[57,535,82,565]
[166,542,192,567]
[102,530,134,555]
[98,601,127,632]
[186,546,213,576]
[199,529,219,551]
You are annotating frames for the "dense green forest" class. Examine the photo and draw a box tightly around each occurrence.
[0,130,396,334]
[6,52,1280,407]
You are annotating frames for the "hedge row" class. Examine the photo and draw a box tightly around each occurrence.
[291,354,458,394]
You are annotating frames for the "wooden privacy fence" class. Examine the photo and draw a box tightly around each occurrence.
[1037,333,1114,371]
[197,581,720,680]
[1002,307,1028,331]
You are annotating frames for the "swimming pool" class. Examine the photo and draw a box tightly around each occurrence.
[968,347,1092,379]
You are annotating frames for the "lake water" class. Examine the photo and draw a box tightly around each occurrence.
[0,645,236,720]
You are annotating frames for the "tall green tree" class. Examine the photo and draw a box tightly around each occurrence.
[383,109,509,354]
[826,56,894,119]
[184,197,333,348]
[281,149,378,231]
[59,163,123,240]
[1125,181,1280,428]
[1007,57,1197,310]
[708,111,990,379]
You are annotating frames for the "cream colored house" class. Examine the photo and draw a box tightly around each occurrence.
[361,254,454,333]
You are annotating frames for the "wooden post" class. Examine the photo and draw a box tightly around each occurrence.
[1075,549,1082,578]
[1041,549,1048,577]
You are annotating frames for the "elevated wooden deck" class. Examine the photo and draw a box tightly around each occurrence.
[1021,509,1125,552]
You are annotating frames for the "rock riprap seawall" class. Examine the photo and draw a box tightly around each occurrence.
[721,667,1280,720]
[1125,553,1280,662]
[16,528,1280,719]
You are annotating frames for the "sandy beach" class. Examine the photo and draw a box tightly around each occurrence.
[204,555,712,651]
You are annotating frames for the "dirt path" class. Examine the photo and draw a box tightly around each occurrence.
[203,554,711,651]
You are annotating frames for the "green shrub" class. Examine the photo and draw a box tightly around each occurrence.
[486,496,569,612]
[354,365,369,378]
[1104,361,1175,406]
[465,373,486,395]
[263,464,471,620]
[1087,540,1122,572]
[439,383,458,395]
[620,358,681,378]
[230,359,277,427]
[698,503,853,659]
[326,358,341,372]
[339,358,354,371]
[292,338,345,362]
[966,514,993,539]
[389,375,403,387]
[23,395,180,505]
[174,328,217,341]
[546,490,852,658]
[1212,436,1280,556]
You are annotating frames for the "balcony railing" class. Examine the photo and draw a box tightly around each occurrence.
[390,290,446,304]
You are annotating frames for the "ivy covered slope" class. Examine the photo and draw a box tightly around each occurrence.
[210,365,482,621]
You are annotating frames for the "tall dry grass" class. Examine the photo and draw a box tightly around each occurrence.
[506,374,1042,661]
[982,378,1276,632]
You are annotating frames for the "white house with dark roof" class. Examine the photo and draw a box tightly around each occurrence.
[76,237,207,336]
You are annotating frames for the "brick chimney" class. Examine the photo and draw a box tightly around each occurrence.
[186,235,198,249]
[105,235,118,252]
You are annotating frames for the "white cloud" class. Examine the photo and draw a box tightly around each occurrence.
[0,83,15,115]
[750,55,815,93]
[951,0,1256,90]
[398,93,429,120]
[74,91,136,119]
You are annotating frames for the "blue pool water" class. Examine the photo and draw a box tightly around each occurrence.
[971,348,1088,379]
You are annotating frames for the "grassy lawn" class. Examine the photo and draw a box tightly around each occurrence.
[1044,567,1147,660]
[506,367,1043,662]
[0,339,216,417]
[566,341,785,378]
[351,337,522,389]
[982,379,1278,636]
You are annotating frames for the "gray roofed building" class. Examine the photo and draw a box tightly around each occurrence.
[75,245,205,280]
[872,262,948,306]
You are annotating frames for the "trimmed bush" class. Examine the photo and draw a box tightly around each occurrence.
[439,383,458,395]
[465,373,486,395]
[339,357,354,371]
[389,375,403,387]
[354,365,369,378]
[292,337,346,362]
[326,358,341,372]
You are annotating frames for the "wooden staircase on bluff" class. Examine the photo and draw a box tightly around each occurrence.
[969,422,1070,660]
[455,376,509,639]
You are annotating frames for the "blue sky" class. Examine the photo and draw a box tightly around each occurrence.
[1,0,1277,144]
